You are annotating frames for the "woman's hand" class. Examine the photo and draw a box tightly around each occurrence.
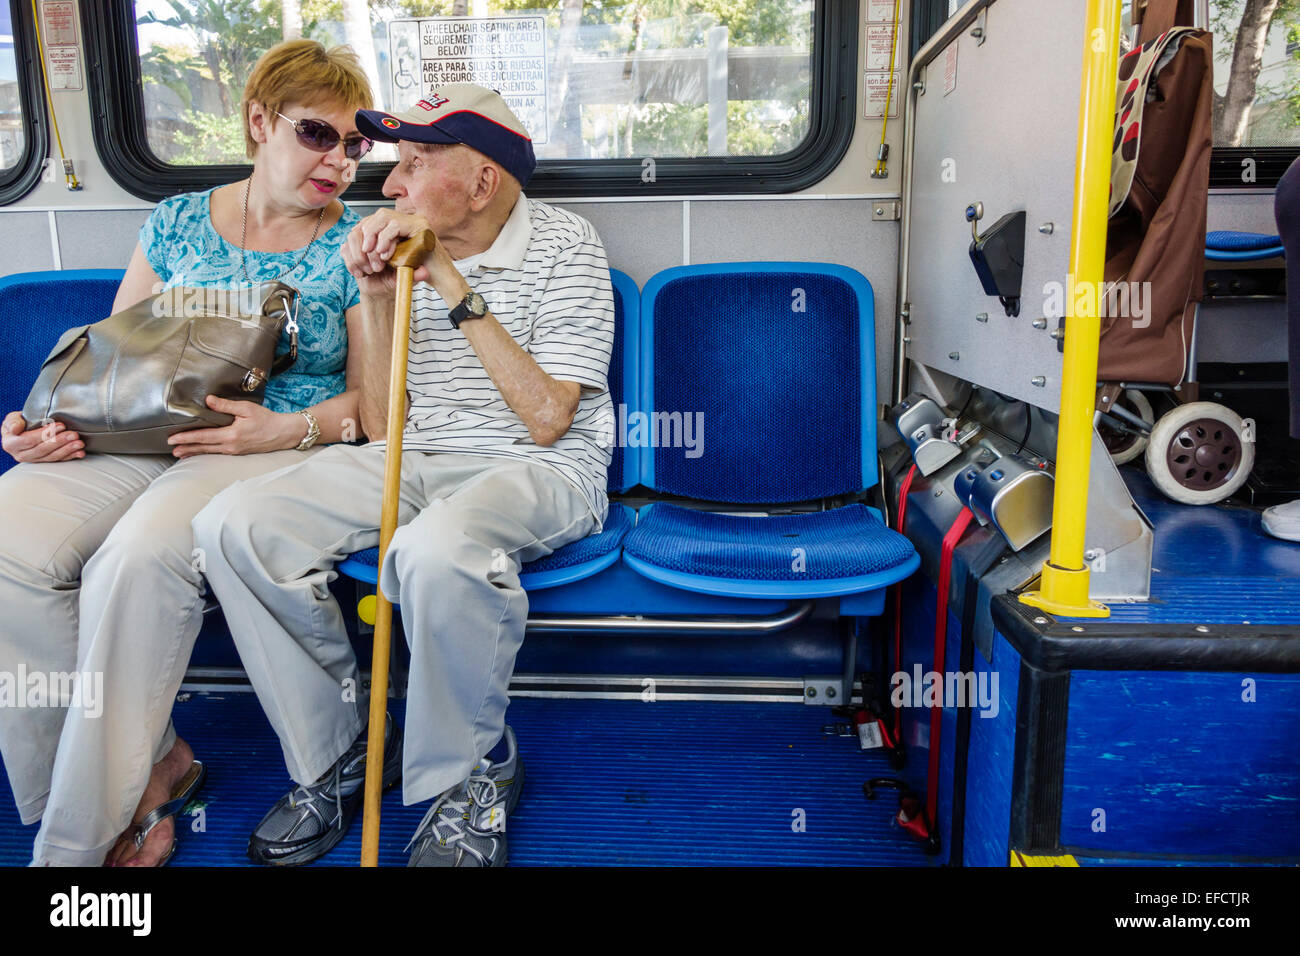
[1,412,84,464]
[167,396,304,458]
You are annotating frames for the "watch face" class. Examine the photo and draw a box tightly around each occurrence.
[467,292,488,316]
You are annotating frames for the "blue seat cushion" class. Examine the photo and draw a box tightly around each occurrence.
[1205,230,1283,252]
[1204,231,1285,261]
[336,503,635,592]
[622,502,919,599]
[519,503,634,586]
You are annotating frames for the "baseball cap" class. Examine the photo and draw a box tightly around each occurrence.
[356,84,536,186]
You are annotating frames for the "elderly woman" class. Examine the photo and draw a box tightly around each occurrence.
[0,39,375,866]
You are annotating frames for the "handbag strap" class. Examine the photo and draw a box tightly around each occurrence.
[1135,0,1195,43]
[265,286,298,377]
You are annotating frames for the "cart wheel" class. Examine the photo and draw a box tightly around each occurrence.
[1144,402,1255,505]
[1100,388,1154,465]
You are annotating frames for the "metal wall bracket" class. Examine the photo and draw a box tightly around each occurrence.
[803,676,844,706]
[972,8,988,45]
[873,200,902,221]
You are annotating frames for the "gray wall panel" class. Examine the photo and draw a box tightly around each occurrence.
[905,0,1087,413]
[55,209,151,271]
[1207,191,1281,234]
[691,198,897,406]
[1,212,56,273]
[1197,303,1288,364]
[560,202,682,288]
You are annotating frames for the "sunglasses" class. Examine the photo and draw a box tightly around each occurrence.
[274,109,374,161]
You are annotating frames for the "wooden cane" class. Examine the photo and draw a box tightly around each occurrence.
[360,229,438,868]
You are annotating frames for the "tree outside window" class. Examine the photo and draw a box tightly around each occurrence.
[136,0,815,166]
[1211,0,1300,147]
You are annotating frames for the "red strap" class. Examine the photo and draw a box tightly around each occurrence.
[890,465,919,742]
[925,507,974,832]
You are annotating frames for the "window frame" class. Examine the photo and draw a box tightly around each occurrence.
[909,0,948,61]
[84,0,859,201]
[1210,147,1298,190]
[0,0,51,205]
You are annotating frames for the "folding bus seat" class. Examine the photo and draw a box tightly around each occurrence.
[620,263,918,610]
[1204,230,1285,261]
[338,268,639,593]
[0,270,124,477]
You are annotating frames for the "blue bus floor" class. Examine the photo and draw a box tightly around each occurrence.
[1079,467,1300,627]
[0,694,934,867]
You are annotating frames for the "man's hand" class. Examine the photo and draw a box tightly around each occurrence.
[343,209,459,293]
[1,412,84,464]
[166,396,303,458]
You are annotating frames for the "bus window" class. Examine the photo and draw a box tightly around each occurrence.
[1211,0,1300,149]
[101,1,853,199]
[0,0,46,204]
[0,4,22,172]
[1204,0,1300,185]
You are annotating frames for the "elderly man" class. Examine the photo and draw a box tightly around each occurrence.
[192,85,614,866]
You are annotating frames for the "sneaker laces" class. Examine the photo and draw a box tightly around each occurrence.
[288,719,388,815]
[406,770,500,853]
[287,761,344,829]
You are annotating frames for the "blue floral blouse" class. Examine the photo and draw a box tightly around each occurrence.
[139,188,360,414]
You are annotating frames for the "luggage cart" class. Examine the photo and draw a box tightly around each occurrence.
[1095,230,1283,505]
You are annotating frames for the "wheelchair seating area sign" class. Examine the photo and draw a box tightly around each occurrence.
[388,17,550,145]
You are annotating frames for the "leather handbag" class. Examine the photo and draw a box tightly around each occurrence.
[23,280,299,455]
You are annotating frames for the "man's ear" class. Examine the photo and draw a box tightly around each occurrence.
[468,163,500,211]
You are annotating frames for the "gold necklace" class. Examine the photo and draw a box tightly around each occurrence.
[238,175,326,284]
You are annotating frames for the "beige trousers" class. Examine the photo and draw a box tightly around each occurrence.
[191,444,593,810]
[0,447,318,866]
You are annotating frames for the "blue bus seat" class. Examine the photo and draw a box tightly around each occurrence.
[623,502,916,599]
[336,268,639,595]
[0,269,124,476]
[339,502,637,592]
[621,263,918,603]
[1205,230,1285,261]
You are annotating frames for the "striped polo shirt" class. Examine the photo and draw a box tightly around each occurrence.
[391,195,615,525]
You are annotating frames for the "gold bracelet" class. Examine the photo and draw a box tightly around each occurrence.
[295,410,321,451]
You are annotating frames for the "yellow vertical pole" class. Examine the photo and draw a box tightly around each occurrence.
[1020,0,1119,619]
[360,230,437,867]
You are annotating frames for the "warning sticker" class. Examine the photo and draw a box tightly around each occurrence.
[40,1,78,46]
[863,71,900,119]
[388,17,549,145]
[943,39,959,96]
[47,45,82,91]
[865,23,901,72]
[865,0,901,23]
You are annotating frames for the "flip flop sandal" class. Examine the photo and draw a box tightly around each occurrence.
[129,760,206,866]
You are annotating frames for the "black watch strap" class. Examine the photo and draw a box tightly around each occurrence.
[449,291,487,329]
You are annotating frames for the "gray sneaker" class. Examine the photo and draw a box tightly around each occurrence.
[406,726,523,867]
[249,715,402,866]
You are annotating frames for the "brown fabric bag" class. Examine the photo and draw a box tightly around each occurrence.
[1099,0,1212,385]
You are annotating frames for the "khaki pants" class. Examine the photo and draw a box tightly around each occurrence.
[190,444,593,809]
[0,448,319,866]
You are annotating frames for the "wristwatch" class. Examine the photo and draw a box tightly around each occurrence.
[295,410,321,451]
[448,290,489,329]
